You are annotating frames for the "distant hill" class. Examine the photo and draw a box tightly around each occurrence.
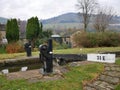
[1,12,120,31]
[0,17,7,24]
[42,12,120,24]
[41,12,120,31]
[0,12,120,25]
[42,12,83,24]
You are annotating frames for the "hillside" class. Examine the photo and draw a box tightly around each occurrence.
[42,12,120,31]
[1,12,120,25]
[42,12,83,24]
[1,12,120,31]
[42,12,120,24]
[0,17,7,24]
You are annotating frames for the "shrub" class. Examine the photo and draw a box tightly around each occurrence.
[6,42,24,53]
[72,31,91,47]
[72,31,120,47]
[87,33,98,47]
[97,32,120,47]
[35,38,48,48]
[53,40,69,50]
[72,31,86,47]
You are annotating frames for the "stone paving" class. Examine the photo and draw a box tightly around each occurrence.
[83,64,120,90]
[5,65,69,83]
[2,61,91,83]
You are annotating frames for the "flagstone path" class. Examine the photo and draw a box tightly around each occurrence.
[83,64,120,90]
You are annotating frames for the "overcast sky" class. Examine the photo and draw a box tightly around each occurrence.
[0,0,120,20]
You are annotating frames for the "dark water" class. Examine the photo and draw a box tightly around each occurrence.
[0,63,42,73]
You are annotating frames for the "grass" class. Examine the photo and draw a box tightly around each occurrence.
[115,58,120,90]
[0,47,6,54]
[115,85,120,90]
[115,58,120,66]
[0,52,38,60]
[0,47,120,60]
[114,58,120,90]
[0,63,104,90]
[54,47,120,54]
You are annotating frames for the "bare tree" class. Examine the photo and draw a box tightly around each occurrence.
[93,6,115,32]
[76,0,98,32]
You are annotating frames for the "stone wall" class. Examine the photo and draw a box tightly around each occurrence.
[0,54,87,68]
[0,56,40,67]
[53,54,87,62]
[0,51,120,68]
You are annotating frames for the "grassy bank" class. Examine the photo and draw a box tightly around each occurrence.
[0,47,120,60]
[0,52,38,60]
[0,47,120,89]
[0,60,119,90]
[115,58,120,90]
[115,58,120,66]
[54,47,120,54]
[0,63,104,90]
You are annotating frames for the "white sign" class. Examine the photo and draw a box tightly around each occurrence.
[2,38,8,45]
[2,69,9,74]
[21,66,28,71]
[87,54,115,63]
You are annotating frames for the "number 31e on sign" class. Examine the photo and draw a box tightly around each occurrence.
[87,54,116,63]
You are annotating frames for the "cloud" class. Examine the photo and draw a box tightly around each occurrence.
[0,0,120,20]
[98,0,120,15]
[0,0,77,20]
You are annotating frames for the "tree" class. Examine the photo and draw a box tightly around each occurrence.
[76,0,98,31]
[39,22,43,38]
[26,16,41,47]
[93,6,115,32]
[0,32,2,45]
[13,19,19,41]
[6,19,19,42]
[42,29,53,38]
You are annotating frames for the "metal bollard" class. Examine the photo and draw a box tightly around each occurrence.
[46,38,53,73]
[39,39,53,74]
[24,41,32,57]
